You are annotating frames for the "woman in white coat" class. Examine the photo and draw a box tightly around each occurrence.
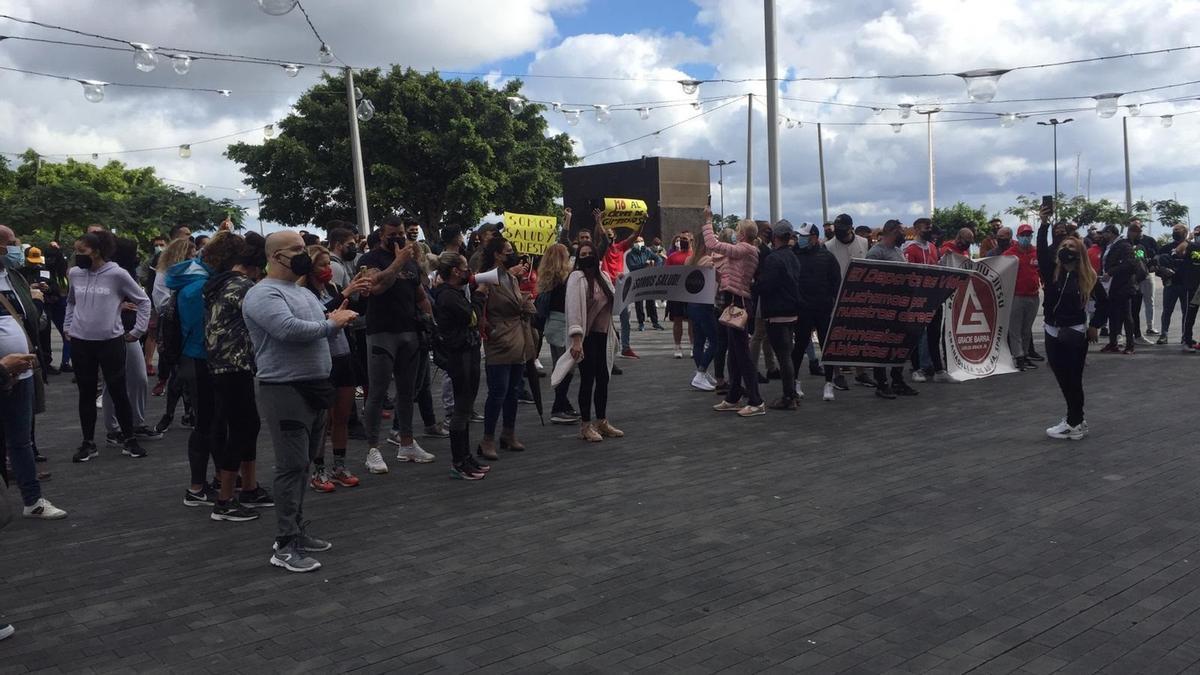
[565,242,622,442]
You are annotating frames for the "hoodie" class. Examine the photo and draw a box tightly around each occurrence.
[165,258,212,360]
[64,260,151,341]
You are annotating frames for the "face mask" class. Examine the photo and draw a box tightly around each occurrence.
[1057,248,1079,264]
[1173,233,1185,243]
[679,240,690,251]
[1017,235,1032,247]
[996,239,1011,251]
[795,237,811,250]
[2,246,23,269]
[154,245,165,254]
[918,230,933,241]
[315,267,333,284]
[504,252,520,268]
[577,255,599,271]
[730,234,738,244]
[75,254,94,270]
[343,243,358,258]
[834,228,852,243]
[634,241,644,250]
[283,251,313,276]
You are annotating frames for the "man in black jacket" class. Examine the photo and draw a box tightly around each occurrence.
[792,222,844,401]
[1128,220,1158,338]
[1166,226,1200,351]
[753,220,803,410]
[1098,224,1136,353]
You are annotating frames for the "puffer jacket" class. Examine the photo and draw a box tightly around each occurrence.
[202,271,256,375]
[165,258,211,360]
[701,221,758,299]
[482,274,537,365]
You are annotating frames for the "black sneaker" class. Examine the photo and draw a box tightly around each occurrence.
[855,373,878,388]
[183,486,215,507]
[1026,351,1045,362]
[550,410,579,424]
[1157,335,1169,345]
[832,374,850,391]
[210,500,260,522]
[134,425,164,441]
[240,486,275,508]
[612,366,623,376]
[59,363,73,373]
[450,462,486,481]
[122,438,148,458]
[875,385,897,400]
[104,431,123,447]
[756,372,769,384]
[33,450,47,463]
[465,455,491,473]
[71,441,98,463]
[154,414,172,434]
[180,413,195,429]
[892,382,919,397]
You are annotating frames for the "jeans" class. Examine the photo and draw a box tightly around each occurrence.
[258,382,326,544]
[634,300,660,327]
[1140,278,1155,328]
[577,332,610,421]
[102,340,147,431]
[1007,295,1040,360]
[0,378,40,506]
[365,331,419,445]
[71,337,134,442]
[483,362,523,436]
[1162,284,1193,339]
[619,306,632,350]
[178,356,215,487]
[765,321,796,401]
[724,324,762,407]
[1045,328,1087,426]
[445,345,481,463]
[688,303,718,371]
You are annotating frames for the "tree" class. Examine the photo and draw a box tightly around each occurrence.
[933,201,989,238]
[227,67,577,239]
[1005,193,1042,223]
[1154,199,1189,227]
[1057,196,1126,228]
[712,213,740,229]
[1132,199,1153,223]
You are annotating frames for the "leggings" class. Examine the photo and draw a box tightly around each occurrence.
[550,343,574,413]
[712,309,728,380]
[724,320,762,407]
[103,340,148,431]
[445,345,481,463]
[71,337,134,442]
[211,371,260,472]
[178,356,216,487]
[483,362,523,436]
[577,331,610,422]
[365,331,419,445]
[1045,328,1087,426]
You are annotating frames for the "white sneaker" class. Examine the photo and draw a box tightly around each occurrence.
[534,358,545,370]
[23,498,67,520]
[386,430,403,446]
[703,372,719,388]
[822,382,835,401]
[691,371,716,391]
[794,381,804,399]
[396,442,435,463]
[1045,418,1070,436]
[95,394,103,409]
[673,348,683,359]
[1046,422,1086,440]
[932,370,955,383]
[911,370,928,383]
[364,448,389,474]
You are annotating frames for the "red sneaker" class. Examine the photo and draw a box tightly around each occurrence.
[620,348,640,359]
[329,465,360,487]
[309,469,335,493]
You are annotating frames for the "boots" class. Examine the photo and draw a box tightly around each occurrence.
[595,419,624,438]
[579,421,602,442]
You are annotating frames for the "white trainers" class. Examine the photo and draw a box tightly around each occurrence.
[911,370,928,383]
[1045,418,1070,436]
[1046,422,1086,440]
[673,348,683,359]
[365,447,389,474]
[794,381,805,399]
[23,498,67,520]
[822,382,835,401]
[703,372,719,388]
[396,441,435,463]
[932,370,955,383]
[691,371,715,391]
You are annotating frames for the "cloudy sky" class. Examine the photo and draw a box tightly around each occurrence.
[2,0,1198,236]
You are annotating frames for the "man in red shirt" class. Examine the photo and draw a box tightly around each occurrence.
[666,232,692,359]
[1004,224,1043,369]
[591,208,643,359]
[900,218,951,382]
[940,228,974,258]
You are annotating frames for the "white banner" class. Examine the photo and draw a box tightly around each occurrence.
[939,253,1019,381]
[614,265,717,312]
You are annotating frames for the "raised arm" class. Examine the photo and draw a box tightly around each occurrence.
[244,289,335,343]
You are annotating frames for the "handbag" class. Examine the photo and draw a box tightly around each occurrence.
[718,294,749,331]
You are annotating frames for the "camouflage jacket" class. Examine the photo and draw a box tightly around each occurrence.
[202,271,256,376]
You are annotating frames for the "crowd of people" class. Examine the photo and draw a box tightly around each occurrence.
[1,200,1196,588]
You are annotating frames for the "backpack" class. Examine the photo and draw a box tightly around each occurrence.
[157,290,184,367]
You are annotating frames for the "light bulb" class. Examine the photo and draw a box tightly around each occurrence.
[257,0,298,15]
[283,64,302,78]
[1127,104,1141,116]
[785,118,796,129]
[318,44,334,64]
[354,86,363,101]
[91,153,98,160]
[891,123,902,134]
[552,102,561,111]
[506,96,525,114]
[564,109,581,126]
[898,103,913,119]
[594,105,610,123]
[679,79,701,95]
[217,89,231,97]
[1162,115,1174,128]
[958,69,1007,103]
[872,108,883,116]
[692,101,702,111]
[179,144,191,159]
[1094,93,1121,119]
[199,184,206,189]
[1000,113,1017,128]
[638,107,650,120]
[356,99,375,122]
[81,80,106,103]
[264,124,275,139]
[171,54,191,75]
[132,43,158,72]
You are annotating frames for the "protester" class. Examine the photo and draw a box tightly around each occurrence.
[626,234,664,330]
[709,228,735,393]
[703,210,764,417]
[665,232,692,359]
[98,238,161,446]
[536,243,579,424]
[1005,224,1042,371]
[1161,225,1199,348]
[685,226,719,391]
[792,222,843,402]
[902,218,952,383]
[865,220,918,398]
[566,241,622,441]
[18,247,58,374]
[151,238,196,425]
[325,225,357,288]
[432,252,490,478]
[986,227,1012,257]
[1126,221,1156,344]
[941,228,974,257]
[37,243,71,372]
[1097,224,1136,354]
[825,214,872,389]
[753,220,803,409]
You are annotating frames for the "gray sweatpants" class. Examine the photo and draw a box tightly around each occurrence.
[258,382,326,543]
[1140,278,1155,328]
[365,331,419,445]
[103,340,147,431]
[1008,295,1040,361]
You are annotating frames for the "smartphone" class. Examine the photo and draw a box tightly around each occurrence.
[707,194,712,206]
[1041,195,1054,212]
[39,270,50,279]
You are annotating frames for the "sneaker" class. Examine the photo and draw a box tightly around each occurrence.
[636,323,645,331]
[450,462,486,480]
[1019,358,1038,371]
[210,500,259,522]
[1122,344,1135,355]
[911,370,928,383]
[673,348,683,359]
[1047,422,1086,440]
[1100,343,1120,353]
[1184,343,1197,354]
[471,411,485,423]
[0,624,13,641]
[269,540,322,573]
[713,400,742,412]
[104,431,123,447]
[652,323,665,330]
[932,370,955,383]
[579,421,602,442]
[291,529,332,553]
[611,366,623,376]
[518,390,536,404]
[180,413,195,429]
[240,486,275,508]
[1026,351,1045,362]
[183,487,214,507]
[854,373,877,388]
[1046,418,1071,436]
[794,381,804,399]
[365,448,389,474]
[691,371,716,391]
[95,394,102,409]
[151,379,166,397]
[736,404,766,418]
[832,374,850,391]
[122,438,148,459]
[310,469,336,493]
[595,419,624,438]
[71,441,98,463]
[621,347,640,359]
[768,397,797,411]
[154,414,172,434]
[1146,328,1159,336]
[22,498,67,520]
[423,422,450,439]
[396,442,435,463]
[892,382,919,397]
[534,358,545,370]
[703,372,719,388]
[875,385,897,400]
[330,464,360,487]
[822,382,835,401]
[33,450,47,463]
[1156,335,1169,345]
[757,372,769,384]
[355,386,365,399]
[551,410,580,424]
[465,455,491,474]
[134,425,164,441]
[1136,336,1153,346]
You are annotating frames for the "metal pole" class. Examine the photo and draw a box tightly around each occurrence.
[1052,123,1058,222]
[745,93,753,220]
[257,196,264,236]
[817,123,829,225]
[1123,116,1133,215]
[927,113,935,215]
[1087,169,1091,201]
[1075,152,1081,197]
[763,0,782,224]
[345,67,370,237]
[718,163,726,218]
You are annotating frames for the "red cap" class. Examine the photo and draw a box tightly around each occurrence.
[1017,223,1034,236]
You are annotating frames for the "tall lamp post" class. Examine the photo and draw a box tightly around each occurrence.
[709,160,736,220]
[917,107,942,216]
[1036,117,1073,222]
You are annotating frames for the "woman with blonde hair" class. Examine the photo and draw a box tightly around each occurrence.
[152,237,197,431]
[1037,205,1099,440]
[702,211,764,417]
[685,226,719,391]
[537,243,578,424]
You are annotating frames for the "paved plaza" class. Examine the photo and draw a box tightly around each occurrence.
[2,327,1200,673]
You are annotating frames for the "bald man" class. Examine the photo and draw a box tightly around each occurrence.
[243,230,357,573]
[941,228,975,257]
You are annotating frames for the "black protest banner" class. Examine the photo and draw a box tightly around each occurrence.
[821,259,970,367]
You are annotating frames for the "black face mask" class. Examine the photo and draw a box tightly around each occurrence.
[834,228,852,243]
[996,239,1011,251]
[75,254,93,270]
[679,240,690,251]
[1173,233,1185,243]
[504,252,520,269]
[577,255,599,271]
[918,230,933,241]
[386,235,404,250]
[283,251,313,276]
[343,243,358,258]
[1057,248,1079,264]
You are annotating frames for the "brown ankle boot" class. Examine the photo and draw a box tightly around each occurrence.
[579,421,602,442]
[595,419,624,438]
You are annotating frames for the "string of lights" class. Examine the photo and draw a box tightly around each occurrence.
[0,64,232,100]
[293,1,338,67]
[0,125,272,159]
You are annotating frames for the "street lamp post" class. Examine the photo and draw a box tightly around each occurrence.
[1037,117,1074,222]
[709,160,736,220]
[917,107,941,216]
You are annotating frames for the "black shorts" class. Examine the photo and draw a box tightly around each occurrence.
[667,301,688,320]
[330,354,356,388]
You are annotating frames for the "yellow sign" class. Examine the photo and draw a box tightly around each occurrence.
[502,212,558,256]
[602,197,648,229]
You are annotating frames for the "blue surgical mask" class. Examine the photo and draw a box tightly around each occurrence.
[1,245,23,270]
[1017,235,1032,247]
[795,237,811,250]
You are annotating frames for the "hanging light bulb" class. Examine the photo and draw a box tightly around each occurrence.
[551,102,562,112]
[257,0,298,15]
[282,64,302,78]
[594,105,610,123]
[1000,113,1017,128]
[679,79,701,95]
[217,89,231,97]
[80,80,106,103]
[263,124,275,139]
[132,43,158,72]
[356,99,375,122]
[1093,93,1121,118]
[506,96,526,114]
[1126,104,1141,116]
[957,69,1008,103]
[785,118,797,129]
[199,184,206,190]
[891,123,903,134]
[178,144,192,159]
[318,43,334,64]
[171,54,192,75]
[91,153,99,160]
[692,101,702,111]
[564,109,582,126]
[638,107,650,120]
[897,103,913,119]
[354,86,363,101]
[1161,114,1174,128]
[872,108,883,116]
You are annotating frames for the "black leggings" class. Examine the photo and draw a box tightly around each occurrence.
[211,371,260,472]
[180,357,216,487]
[71,337,134,442]
[1106,292,1135,346]
[578,332,610,422]
[1045,328,1087,426]
[445,345,481,463]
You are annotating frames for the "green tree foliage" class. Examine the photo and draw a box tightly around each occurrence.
[933,201,990,238]
[226,67,578,239]
[1154,199,1189,226]
[0,151,243,246]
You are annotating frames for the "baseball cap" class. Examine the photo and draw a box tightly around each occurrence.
[24,246,44,265]
[1100,223,1121,236]
[1017,224,1034,236]
[833,213,853,228]
[773,219,796,238]
[794,222,819,237]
